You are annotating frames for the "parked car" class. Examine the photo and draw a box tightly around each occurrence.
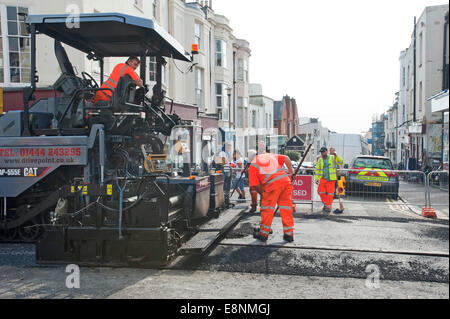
[300,162,315,175]
[346,156,399,199]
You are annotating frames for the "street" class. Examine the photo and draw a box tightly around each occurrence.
[0,183,448,299]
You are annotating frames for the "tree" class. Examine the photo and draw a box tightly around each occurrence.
[286,151,301,162]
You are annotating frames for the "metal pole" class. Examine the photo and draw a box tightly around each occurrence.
[413,16,417,123]
[99,58,104,85]
[99,128,105,185]
[3,197,6,221]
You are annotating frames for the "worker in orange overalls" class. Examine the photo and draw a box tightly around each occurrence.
[249,143,295,243]
[94,56,144,103]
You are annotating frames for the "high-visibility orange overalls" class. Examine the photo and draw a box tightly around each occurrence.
[249,153,294,239]
[94,63,139,103]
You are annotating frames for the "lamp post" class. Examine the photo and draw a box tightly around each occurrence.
[226,86,235,151]
[226,86,232,128]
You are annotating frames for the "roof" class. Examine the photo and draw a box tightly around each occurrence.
[285,135,306,147]
[27,13,190,61]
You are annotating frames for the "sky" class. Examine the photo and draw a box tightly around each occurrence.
[213,0,447,135]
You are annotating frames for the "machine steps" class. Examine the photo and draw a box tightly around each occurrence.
[179,205,248,255]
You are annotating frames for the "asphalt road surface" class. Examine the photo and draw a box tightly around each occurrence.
[0,183,448,299]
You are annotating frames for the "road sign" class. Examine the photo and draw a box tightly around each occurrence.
[292,175,313,201]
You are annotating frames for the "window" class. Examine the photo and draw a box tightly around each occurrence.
[238,59,243,81]
[149,56,157,82]
[216,83,229,120]
[195,23,202,50]
[251,110,257,127]
[215,40,227,68]
[243,59,248,82]
[237,58,249,82]
[419,81,422,112]
[407,65,410,91]
[195,68,203,111]
[402,67,405,87]
[419,32,423,67]
[237,107,244,127]
[148,56,167,88]
[162,63,167,87]
[152,0,158,18]
[0,5,31,85]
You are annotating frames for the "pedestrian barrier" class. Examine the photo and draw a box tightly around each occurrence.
[424,170,449,218]
[226,166,449,217]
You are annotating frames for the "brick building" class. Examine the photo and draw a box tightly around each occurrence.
[273,95,299,140]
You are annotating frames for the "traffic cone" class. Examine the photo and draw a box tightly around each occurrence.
[422,207,437,219]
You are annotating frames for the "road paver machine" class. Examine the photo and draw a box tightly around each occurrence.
[0,13,227,266]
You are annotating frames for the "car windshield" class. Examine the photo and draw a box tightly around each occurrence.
[353,158,393,169]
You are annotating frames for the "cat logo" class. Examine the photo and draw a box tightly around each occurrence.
[24,168,38,177]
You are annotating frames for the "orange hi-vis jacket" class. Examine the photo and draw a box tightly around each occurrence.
[94,63,140,103]
[249,153,291,192]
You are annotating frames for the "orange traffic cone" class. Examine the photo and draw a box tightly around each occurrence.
[422,207,437,219]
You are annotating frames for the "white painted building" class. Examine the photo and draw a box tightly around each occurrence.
[298,117,330,163]
[0,0,253,137]
[397,49,409,168]
[248,83,274,152]
[400,4,449,167]
[385,101,398,165]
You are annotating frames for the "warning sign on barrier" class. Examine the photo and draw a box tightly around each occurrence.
[292,175,313,201]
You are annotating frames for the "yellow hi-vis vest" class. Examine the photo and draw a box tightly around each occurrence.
[315,155,344,181]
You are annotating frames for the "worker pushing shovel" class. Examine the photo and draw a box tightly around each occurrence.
[251,144,313,241]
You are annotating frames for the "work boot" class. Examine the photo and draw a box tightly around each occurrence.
[253,227,273,235]
[253,233,268,242]
[283,234,294,242]
[333,209,344,214]
[249,205,257,213]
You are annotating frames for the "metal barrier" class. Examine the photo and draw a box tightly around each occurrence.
[294,168,427,208]
[426,170,449,208]
[226,166,448,217]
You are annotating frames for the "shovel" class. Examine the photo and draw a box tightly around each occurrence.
[334,181,345,214]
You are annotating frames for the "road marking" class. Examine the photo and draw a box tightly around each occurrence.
[386,198,422,218]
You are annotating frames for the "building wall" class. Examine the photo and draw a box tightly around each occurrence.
[248,83,274,152]
[299,119,330,162]
[1,0,249,130]
[398,49,409,167]
[274,95,299,140]
[401,4,449,167]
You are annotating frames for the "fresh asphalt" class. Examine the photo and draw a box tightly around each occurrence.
[0,182,448,298]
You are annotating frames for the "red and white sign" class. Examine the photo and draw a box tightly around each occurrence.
[292,175,313,201]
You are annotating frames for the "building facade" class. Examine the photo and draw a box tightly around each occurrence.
[248,83,274,152]
[385,98,398,165]
[1,0,259,162]
[372,114,386,157]
[298,117,330,163]
[399,4,449,168]
[273,95,299,140]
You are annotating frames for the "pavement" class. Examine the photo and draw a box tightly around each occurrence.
[398,181,449,219]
